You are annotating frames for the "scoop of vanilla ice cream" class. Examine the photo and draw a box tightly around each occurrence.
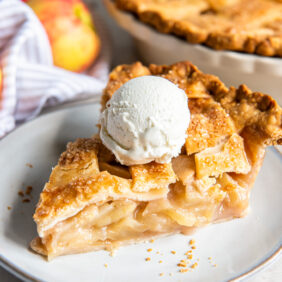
[100,76,190,165]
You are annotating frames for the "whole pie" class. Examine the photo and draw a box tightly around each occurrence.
[31,61,282,260]
[114,0,282,57]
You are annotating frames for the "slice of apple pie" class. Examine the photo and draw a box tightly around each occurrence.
[31,62,282,260]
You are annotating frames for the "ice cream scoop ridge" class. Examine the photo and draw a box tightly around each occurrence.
[100,76,190,165]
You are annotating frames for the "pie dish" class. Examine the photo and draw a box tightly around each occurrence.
[104,0,282,107]
[114,0,282,57]
[30,61,282,260]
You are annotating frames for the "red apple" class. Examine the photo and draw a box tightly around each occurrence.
[26,0,100,72]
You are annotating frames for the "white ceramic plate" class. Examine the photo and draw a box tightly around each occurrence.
[0,101,281,282]
[104,0,282,106]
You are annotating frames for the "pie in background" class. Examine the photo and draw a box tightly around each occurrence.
[114,0,282,57]
[31,61,282,260]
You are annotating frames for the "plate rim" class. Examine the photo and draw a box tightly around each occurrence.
[0,97,101,145]
[0,101,281,282]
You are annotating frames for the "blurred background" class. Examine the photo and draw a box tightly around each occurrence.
[0,0,281,280]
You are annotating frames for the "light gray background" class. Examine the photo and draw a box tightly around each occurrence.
[0,0,281,281]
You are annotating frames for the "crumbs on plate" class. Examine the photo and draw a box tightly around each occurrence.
[18,185,33,203]
[26,186,33,195]
[22,199,30,203]
[124,238,218,277]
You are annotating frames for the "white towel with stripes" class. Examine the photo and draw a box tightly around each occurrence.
[0,0,111,138]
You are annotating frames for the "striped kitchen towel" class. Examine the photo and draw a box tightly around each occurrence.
[0,0,111,138]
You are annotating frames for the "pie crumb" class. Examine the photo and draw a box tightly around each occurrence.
[26,163,33,168]
[179,268,188,273]
[18,191,24,197]
[191,246,196,249]
[189,239,195,245]
[22,198,30,203]
[171,250,176,254]
[149,239,155,243]
[145,257,151,261]
[159,273,164,277]
[7,206,12,210]
[191,262,198,269]
[104,263,108,268]
[147,248,152,252]
[25,186,33,195]
[158,260,163,263]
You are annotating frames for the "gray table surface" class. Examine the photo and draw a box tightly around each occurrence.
[0,0,281,281]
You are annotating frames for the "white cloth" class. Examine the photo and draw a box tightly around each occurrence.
[0,0,111,137]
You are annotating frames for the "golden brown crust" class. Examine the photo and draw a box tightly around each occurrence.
[34,137,176,235]
[115,0,282,57]
[195,133,251,178]
[212,84,282,145]
[186,98,236,154]
[103,61,282,146]
[130,162,176,192]
[59,138,99,168]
